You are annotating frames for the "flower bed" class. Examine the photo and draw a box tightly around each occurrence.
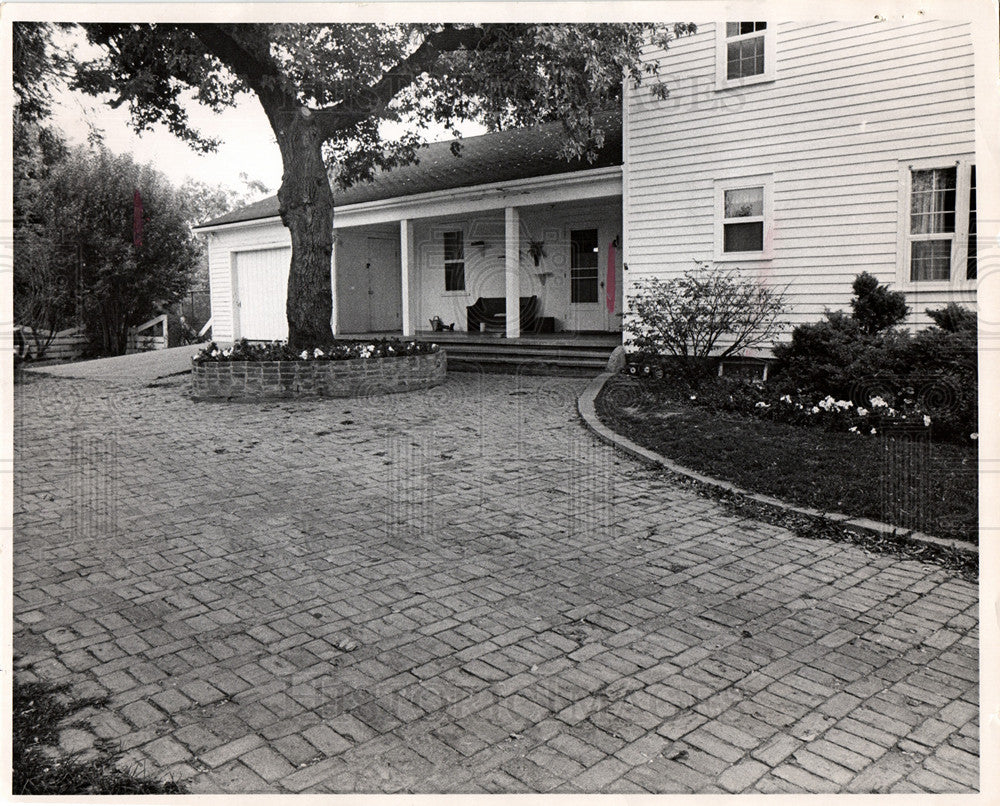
[621,356,977,444]
[191,339,446,400]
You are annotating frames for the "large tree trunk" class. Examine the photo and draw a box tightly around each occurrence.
[275,111,335,350]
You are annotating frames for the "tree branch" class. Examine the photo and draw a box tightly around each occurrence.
[312,24,488,138]
[185,23,296,124]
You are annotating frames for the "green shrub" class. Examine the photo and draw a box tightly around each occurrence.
[625,263,786,377]
[895,324,977,440]
[850,271,909,333]
[772,310,869,395]
[926,302,976,333]
[772,277,976,441]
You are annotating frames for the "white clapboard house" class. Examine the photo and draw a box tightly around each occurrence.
[195,19,976,369]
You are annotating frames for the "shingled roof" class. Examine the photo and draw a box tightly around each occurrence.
[196,113,622,229]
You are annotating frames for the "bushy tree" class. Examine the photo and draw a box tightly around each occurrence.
[850,271,909,333]
[179,174,272,227]
[625,264,787,370]
[925,302,976,333]
[12,24,75,357]
[773,278,977,440]
[64,22,695,349]
[30,146,200,355]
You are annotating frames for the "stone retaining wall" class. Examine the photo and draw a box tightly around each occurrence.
[191,351,446,400]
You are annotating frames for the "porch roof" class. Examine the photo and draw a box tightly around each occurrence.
[196,113,622,230]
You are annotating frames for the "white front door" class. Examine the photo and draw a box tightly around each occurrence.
[234,247,290,340]
[568,228,607,331]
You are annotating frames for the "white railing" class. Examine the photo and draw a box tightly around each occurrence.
[127,314,168,353]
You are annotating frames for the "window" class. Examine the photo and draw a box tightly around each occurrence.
[570,229,599,304]
[717,22,775,89]
[714,175,772,259]
[967,165,977,280]
[443,231,465,291]
[900,161,975,284]
[723,186,764,252]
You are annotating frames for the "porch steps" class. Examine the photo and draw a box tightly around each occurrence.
[416,332,619,376]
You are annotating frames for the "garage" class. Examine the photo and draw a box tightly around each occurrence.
[233,247,290,341]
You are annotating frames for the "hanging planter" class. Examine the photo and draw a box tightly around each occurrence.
[528,240,546,266]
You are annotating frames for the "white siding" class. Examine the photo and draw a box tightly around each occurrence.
[625,20,976,347]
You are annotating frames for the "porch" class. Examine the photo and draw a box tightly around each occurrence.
[330,173,624,342]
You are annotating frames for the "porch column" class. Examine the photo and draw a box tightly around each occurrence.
[400,219,415,337]
[330,232,339,336]
[505,206,520,338]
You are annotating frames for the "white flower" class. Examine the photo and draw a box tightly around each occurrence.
[431,343,438,350]
[856,407,868,417]
[923,415,932,427]
[755,401,770,409]
[780,395,792,404]
[870,427,877,435]
[810,406,820,414]
[836,400,853,411]
[849,426,858,433]
[222,348,232,357]
[690,395,697,401]
[870,396,888,408]
[211,348,220,357]
[971,433,979,440]
[314,348,324,358]
[299,350,309,359]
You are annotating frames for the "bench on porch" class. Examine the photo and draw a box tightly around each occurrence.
[467,295,549,333]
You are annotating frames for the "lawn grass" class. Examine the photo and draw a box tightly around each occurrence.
[596,375,977,544]
[13,675,185,795]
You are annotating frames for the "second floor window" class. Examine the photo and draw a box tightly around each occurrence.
[726,22,767,80]
[717,22,775,89]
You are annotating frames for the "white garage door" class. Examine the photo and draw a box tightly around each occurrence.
[234,247,290,341]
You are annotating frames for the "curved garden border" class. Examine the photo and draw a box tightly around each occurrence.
[578,371,977,558]
[191,350,446,401]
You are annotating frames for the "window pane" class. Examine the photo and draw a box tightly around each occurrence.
[910,168,956,234]
[443,231,463,262]
[728,21,766,37]
[727,35,765,79]
[444,262,465,291]
[571,272,599,303]
[724,221,764,252]
[724,186,763,218]
[967,165,977,280]
[910,240,952,281]
[570,229,599,269]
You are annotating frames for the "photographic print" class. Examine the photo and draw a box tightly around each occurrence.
[6,2,994,796]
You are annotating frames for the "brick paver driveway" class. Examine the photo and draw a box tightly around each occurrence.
[13,369,979,793]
